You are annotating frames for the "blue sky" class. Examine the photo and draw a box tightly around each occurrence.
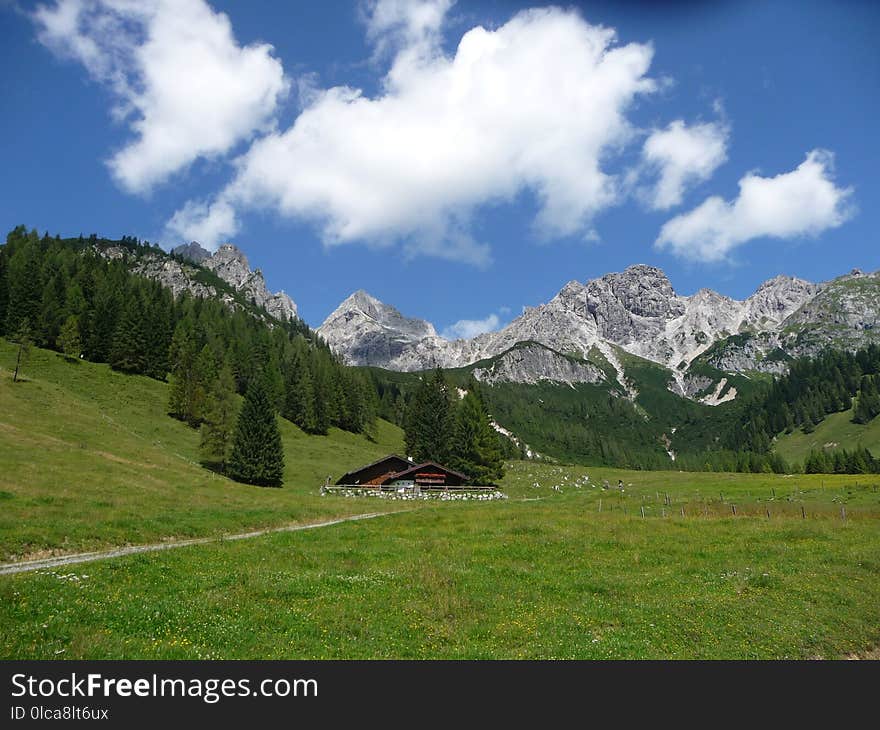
[1,0,878,335]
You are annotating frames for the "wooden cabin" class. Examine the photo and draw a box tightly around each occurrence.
[336,455,470,489]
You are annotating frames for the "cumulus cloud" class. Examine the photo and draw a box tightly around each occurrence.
[640,119,728,210]
[364,0,452,57]
[166,198,239,249]
[33,0,288,194]
[655,150,854,262]
[169,5,656,258]
[442,313,500,340]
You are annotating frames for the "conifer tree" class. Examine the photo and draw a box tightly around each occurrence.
[853,375,880,424]
[200,363,238,472]
[167,321,206,425]
[404,367,453,463]
[40,266,66,348]
[86,274,121,362]
[58,315,81,361]
[5,239,43,338]
[282,352,318,433]
[109,289,147,373]
[228,375,285,487]
[448,386,505,484]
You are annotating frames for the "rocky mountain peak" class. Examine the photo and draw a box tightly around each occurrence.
[745,274,820,328]
[587,264,684,321]
[317,290,438,367]
[338,289,385,316]
[171,241,211,264]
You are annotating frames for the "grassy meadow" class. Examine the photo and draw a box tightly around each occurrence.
[775,407,880,464]
[1,341,879,659]
[0,340,408,562]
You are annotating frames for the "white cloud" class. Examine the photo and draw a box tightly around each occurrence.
[655,150,854,262]
[166,198,239,250]
[33,0,288,194]
[442,313,500,340]
[640,119,728,210]
[364,0,452,56]
[170,5,656,259]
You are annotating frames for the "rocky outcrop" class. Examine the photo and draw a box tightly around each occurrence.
[202,244,297,323]
[171,241,211,265]
[99,241,298,323]
[472,343,606,386]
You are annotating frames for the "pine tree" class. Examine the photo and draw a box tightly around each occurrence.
[58,315,81,361]
[5,239,43,338]
[282,352,318,433]
[167,321,206,426]
[109,290,147,373]
[853,375,880,424]
[200,363,238,472]
[86,274,121,362]
[39,266,66,348]
[228,375,285,487]
[404,367,453,463]
[448,387,505,484]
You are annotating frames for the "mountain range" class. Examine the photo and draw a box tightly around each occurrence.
[135,238,879,408]
[316,264,880,405]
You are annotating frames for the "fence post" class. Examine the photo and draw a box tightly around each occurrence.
[680,506,685,518]
[731,504,737,516]
[598,499,602,513]
[640,506,645,518]
[841,506,846,521]
[801,505,806,519]
[766,507,770,519]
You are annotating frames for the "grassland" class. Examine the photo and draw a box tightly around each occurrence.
[1,340,879,659]
[774,408,880,464]
[0,340,407,561]
[1,461,878,659]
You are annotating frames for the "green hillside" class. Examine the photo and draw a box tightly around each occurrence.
[774,409,880,464]
[0,339,405,561]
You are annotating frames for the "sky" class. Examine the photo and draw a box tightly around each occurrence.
[1,0,878,337]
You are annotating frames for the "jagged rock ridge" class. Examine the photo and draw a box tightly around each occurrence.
[317,264,880,398]
[98,240,298,323]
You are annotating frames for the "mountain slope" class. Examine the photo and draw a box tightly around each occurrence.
[0,339,404,561]
[774,409,880,465]
[319,264,877,405]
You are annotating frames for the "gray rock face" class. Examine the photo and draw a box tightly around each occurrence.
[472,343,606,386]
[317,291,439,367]
[96,242,298,323]
[203,244,298,323]
[744,275,821,329]
[318,263,880,401]
[171,241,211,264]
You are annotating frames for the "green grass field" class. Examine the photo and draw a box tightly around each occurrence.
[1,341,879,659]
[0,340,407,561]
[774,408,880,464]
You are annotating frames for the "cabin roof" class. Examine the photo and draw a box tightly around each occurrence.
[335,454,414,484]
[385,461,470,483]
